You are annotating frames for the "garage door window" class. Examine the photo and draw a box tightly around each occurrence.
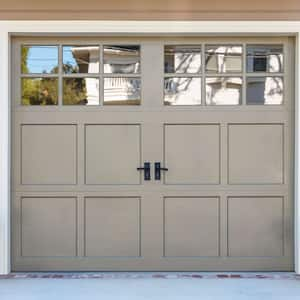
[246,45,284,105]
[21,45,58,74]
[103,45,141,105]
[20,44,141,106]
[163,43,284,106]
[21,45,59,105]
[63,45,100,74]
[206,77,242,105]
[164,45,201,105]
[205,45,242,73]
[21,77,58,106]
[205,45,242,105]
[20,43,284,107]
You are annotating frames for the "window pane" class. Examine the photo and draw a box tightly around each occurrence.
[164,77,201,105]
[21,78,58,105]
[246,77,283,105]
[21,45,58,74]
[63,45,99,74]
[205,45,242,73]
[206,77,242,105]
[247,45,283,73]
[63,78,99,105]
[164,45,201,73]
[104,45,140,74]
[104,77,141,105]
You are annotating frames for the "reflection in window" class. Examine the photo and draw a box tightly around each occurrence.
[63,45,99,74]
[164,77,201,105]
[104,77,141,105]
[247,45,283,73]
[246,77,283,105]
[63,78,99,105]
[205,45,242,73]
[21,45,58,74]
[164,45,201,73]
[21,78,58,105]
[206,77,242,105]
[104,45,140,74]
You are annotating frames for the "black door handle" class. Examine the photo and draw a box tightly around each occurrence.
[155,162,168,180]
[137,162,151,181]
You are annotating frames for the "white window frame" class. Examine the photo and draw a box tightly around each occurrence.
[0,21,300,275]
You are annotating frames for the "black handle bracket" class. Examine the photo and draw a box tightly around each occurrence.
[137,162,151,181]
[155,162,168,180]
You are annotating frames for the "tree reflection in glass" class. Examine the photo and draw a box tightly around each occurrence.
[21,78,58,105]
[63,78,99,105]
[205,45,242,73]
[164,46,201,74]
[21,45,59,105]
[63,45,99,74]
[247,77,283,105]
[164,77,201,105]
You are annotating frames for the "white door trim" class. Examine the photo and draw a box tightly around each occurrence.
[0,20,300,275]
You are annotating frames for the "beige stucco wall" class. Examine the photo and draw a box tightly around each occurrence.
[1,0,300,20]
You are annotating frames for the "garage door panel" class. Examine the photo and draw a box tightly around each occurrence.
[164,124,220,185]
[85,125,141,185]
[228,124,284,184]
[85,197,140,257]
[21,124,77,185]
[228,196,284,257]
[164,197,220,257]
[21,197,77,257]
[12,37,293,271]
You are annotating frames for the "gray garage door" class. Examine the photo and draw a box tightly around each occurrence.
[11,36,294,271]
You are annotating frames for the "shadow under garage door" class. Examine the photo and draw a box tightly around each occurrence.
[11,36,294,271]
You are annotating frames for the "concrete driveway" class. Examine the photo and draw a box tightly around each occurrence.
[0,273,300,300]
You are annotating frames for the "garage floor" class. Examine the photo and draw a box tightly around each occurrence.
[0,273,300,300]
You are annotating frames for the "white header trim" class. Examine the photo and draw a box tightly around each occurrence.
[0,21,299,275]
[1,20,300,34]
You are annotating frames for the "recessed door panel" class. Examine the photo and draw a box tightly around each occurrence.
[21,124,77,185]
[21,197,77,257]
[164,124,220,184]
[164,197,220,257]
[228,197,284,257]
[85,197,140,257]
[85,125,141,185]
[228,124,283,184]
